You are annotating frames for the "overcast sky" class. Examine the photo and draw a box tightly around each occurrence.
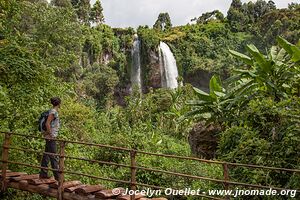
[90,0,299,28]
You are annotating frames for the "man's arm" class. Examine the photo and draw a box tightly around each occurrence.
[46,113,54,134]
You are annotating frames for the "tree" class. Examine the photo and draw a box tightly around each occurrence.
[267,0,276,10]
[194,10,224,24]
[231,0,242,9]
[71,0,90,24]
[90,0,104,25]
[83,63,119,107]
[227,0,246,31]
[71,0,79,6]
[51,0,72,8]
[288,2,300,10]
[227,0,277,32]
[0,0,73,130]
[253,0,269,20]
[153,13,172,31]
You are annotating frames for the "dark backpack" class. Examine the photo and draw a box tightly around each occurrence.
[38,110,50,132]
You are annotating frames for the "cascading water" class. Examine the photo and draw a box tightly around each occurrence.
[131,34,142,90]
[159,42,179,89]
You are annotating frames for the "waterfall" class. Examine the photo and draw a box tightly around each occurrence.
[159,42,179,89]
[131,34,142,90]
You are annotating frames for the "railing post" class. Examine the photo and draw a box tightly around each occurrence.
[1,132,11,192]
[57,141,66,200]
[223,163,230,200]
[130,150,137,200]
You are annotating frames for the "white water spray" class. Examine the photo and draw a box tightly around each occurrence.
[159,42,179,89]
[131,34,142,90]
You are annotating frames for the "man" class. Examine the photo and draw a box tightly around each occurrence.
[39,97,61,181]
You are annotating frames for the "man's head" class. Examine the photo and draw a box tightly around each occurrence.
[50,97,61,108]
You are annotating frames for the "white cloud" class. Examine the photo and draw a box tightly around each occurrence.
[91,0,298,28]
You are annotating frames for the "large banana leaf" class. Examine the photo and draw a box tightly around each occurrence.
[270,46,278,60]
[277,36,300,63]
[214,91,226,98]
[186,100,211,106]
[276,48,287,62]
[233,69,257,78]
[209,75,223,99]
[229,49,253,65]
[183,107,212,120]
[229,79,257,96]
[193,87,214,102]
[246,44,273,73]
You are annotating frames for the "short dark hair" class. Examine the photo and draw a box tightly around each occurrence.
[50,97,61,106]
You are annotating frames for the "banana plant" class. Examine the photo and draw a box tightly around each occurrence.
[277,37,300,96]
[182,75,232,124]
[228,36,299,101]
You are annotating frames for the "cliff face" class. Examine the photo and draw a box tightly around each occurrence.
[143,49,212,92]
[188,122,222,159]
[148,49,162,89]
[184,69,212,92]
[136,49,213,93]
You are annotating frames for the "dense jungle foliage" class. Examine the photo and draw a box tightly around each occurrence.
[0,0,299,199]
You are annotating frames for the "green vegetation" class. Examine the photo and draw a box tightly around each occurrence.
[153,13,173,31]
[186,38,300,195]
[0,0,299,199]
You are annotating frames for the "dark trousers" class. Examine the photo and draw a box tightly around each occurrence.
[40,139,59,180]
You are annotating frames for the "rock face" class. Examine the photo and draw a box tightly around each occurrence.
[184,69,212,93]
[188,122,222,159]
[147,50,212,92]
[113,84,131,107]
[148,49,162,89]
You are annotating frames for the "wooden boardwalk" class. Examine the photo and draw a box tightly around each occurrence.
[1,171,167,200]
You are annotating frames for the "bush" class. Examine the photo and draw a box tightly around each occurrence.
[218,98,300,188]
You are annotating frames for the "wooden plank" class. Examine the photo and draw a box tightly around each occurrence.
[117,193,145,200]
[0,170,11,173]
[75,185,105,195]
[50,180,82,189]
[66,193,96,200]
[139,198,168,200]
[28,178,56,185]
[65,184,87,193]
[8,181,57,198]
[0,172,27,178]
[19,180,29,190]
[36,184,52,193]
[95,188,125,198]
[11,174,39,182]
[8,181,99,200]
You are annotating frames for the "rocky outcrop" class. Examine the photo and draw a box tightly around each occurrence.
[188,122,223,159]
[184,69,212,93]
[148,49,162,89]
[113,84,131,107]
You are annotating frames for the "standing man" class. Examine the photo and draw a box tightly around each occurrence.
[39,97,61,181]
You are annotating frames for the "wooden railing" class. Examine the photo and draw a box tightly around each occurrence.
[0,131,299,200]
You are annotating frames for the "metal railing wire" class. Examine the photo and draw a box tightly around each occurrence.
[0,131,299,200]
